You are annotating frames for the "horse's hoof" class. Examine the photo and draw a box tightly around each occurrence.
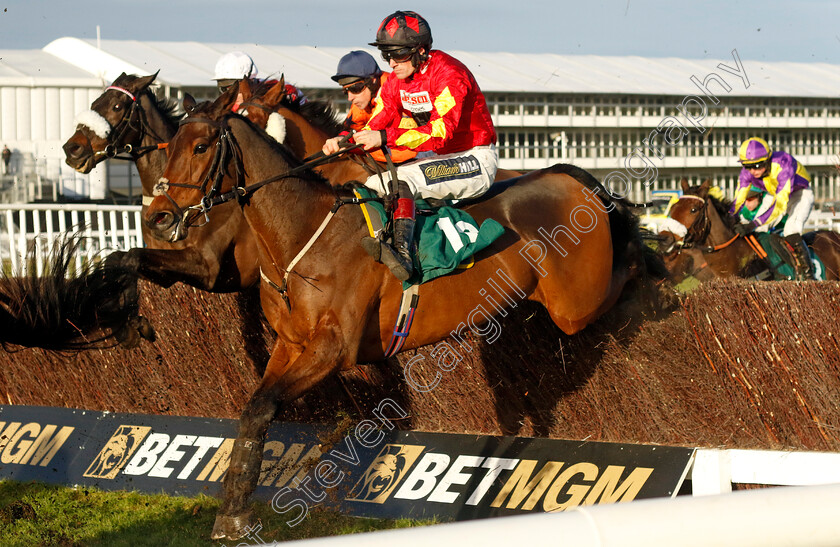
[135,316,157,342]
[114,324,140,349]
[210,511,253,540]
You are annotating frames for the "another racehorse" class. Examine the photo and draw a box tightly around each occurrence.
[0,235,152,350]
[145,90,664,540]
[62,72,263,291]
[668,179,840,280]
[62,74,372,292]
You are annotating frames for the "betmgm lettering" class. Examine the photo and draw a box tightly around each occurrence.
[0,421,74,467]
[346,444,654,513]
[271,398,408,527]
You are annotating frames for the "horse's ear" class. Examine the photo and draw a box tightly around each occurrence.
[183,93,196,113]
[211,81,240,116]
[132,71,159,92]
[698,179,711,198]
[239,77,253,101]
[264,76,288,107]
[680,178,689,193]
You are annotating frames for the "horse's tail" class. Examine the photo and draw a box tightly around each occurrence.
[0,234,148,351]
[548,163,675,314]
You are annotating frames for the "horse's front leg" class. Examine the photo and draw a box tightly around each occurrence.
[211,316,348,540]
[106,247,219,290]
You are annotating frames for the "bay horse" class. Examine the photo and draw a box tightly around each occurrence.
[668,179,840,280]
[0,235,151,351]
[145,89,663,539]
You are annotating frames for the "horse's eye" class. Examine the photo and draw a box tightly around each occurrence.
[194,143,208,154]
[113,103,122,112]
[690,207,698,213]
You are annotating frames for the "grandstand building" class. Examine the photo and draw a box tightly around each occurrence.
[1,37,839,204]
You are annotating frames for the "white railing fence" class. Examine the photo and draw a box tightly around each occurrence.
[0,204,143,276]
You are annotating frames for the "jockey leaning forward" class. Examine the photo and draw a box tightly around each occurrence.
[730,137,815,280]
[322,10,499,282]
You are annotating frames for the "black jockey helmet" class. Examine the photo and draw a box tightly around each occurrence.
[369,11,433,51]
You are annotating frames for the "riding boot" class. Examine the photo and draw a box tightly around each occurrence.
[785,233,815,280]
[361,180,416,282]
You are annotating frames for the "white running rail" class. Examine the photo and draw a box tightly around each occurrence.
[0,204,143,276]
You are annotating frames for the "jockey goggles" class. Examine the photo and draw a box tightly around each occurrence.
[742,160,768,170]
[342,80,367,95]
[380,47,416,63]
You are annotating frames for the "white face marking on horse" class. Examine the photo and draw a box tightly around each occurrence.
[73,110,112,139]
[265,112,286,143]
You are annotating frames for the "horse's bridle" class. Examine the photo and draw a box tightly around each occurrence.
[674,194,739,253]
[90,85,168,161]
[153,116,245,230]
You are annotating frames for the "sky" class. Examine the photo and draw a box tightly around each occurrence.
[1,0,840,64]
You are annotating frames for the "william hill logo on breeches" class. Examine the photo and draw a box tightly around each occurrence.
[346,443,654,512]
[422,155,481,185]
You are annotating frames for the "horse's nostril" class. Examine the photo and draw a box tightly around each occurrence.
[63,142,83,158]
[151,212,171,226]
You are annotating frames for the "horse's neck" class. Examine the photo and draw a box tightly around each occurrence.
[701,199,757,275]
[279,108,327,160]
[232,118,338,253]
[703,200,735,247]
[136,93,177,197]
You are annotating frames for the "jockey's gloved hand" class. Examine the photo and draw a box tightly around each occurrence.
[734,222,756,236]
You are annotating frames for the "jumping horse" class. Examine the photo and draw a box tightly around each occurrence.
[668,179,840,280]
[145,87,664,539]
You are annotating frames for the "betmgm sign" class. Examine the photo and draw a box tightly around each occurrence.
[0,405,693,522]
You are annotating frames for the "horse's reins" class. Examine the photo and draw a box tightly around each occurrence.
[155,114,382,309]
[92,85,169,161]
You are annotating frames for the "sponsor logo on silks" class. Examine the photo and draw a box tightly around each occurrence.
[346,443,655,512]
[422,155,481,185]
[0,421,75,467]
[399,90,432,114]
[345,444,425,503]
[83,425,152,479]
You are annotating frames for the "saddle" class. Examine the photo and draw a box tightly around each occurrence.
[752,233,824,280]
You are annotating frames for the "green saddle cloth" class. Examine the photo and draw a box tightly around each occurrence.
[354,188,505,288]
[754,233,826,280]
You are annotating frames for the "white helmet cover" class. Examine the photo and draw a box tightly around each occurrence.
[213,52,258,80]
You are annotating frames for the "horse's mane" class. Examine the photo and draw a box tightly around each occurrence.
[0,234,142,351]
[189,100,333,188]
[148,90,185,125]
[253,80,344,137]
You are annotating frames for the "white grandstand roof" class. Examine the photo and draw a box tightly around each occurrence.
[31,37,840,98]
[0,49,101,87]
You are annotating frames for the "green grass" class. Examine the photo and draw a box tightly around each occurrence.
[0,480,429,546]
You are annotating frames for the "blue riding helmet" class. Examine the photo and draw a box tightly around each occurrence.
[331,51,382,85]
